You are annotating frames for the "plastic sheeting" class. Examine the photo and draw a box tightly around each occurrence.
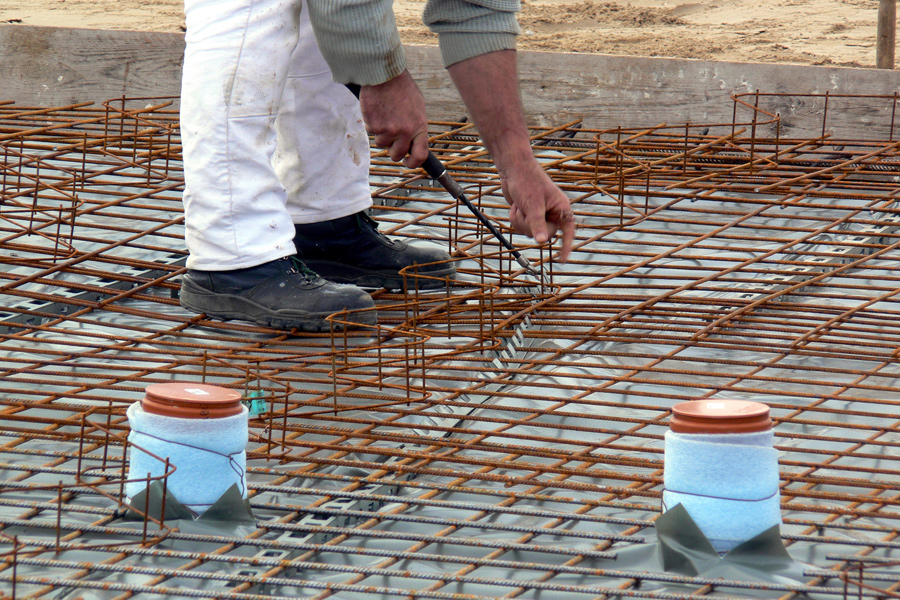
[1,106,899,599]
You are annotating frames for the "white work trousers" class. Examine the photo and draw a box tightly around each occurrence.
[180,0,372,270]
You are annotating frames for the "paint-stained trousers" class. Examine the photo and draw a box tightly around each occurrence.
[180,0,372,270]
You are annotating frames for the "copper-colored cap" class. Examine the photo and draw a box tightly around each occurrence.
[669,400,772,434]
[141,382,243,419]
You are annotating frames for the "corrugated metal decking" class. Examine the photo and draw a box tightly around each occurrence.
[0,95,898,599]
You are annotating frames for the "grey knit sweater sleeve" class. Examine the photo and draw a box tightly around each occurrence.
[308,0,520,85]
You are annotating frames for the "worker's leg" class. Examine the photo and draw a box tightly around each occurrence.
[275,3,455,290]
[178,0,375,330]
[273,1,371,225]
[180,0,299,271]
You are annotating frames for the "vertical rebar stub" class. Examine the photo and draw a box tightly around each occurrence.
[142,382,243,419]
[669,400,772,435]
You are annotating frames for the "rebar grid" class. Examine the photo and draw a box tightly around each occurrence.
[0,94,898,600]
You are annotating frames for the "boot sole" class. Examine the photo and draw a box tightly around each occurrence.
[302,260,456,291]
[179,280,377,332]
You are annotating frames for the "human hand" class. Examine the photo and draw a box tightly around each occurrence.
[445,51,573,262]
[502,160,575,262]
[359,70,429,168]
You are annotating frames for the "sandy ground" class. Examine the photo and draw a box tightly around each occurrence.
[0,0,883,68]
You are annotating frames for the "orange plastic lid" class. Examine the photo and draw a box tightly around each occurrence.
[669,400,772,434]
[142,382,243,419]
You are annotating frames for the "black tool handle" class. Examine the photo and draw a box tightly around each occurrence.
[421,152,445,181]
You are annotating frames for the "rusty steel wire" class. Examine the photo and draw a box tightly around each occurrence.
[0,94,899,600]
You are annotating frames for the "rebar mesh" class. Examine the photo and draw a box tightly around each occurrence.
[0,94,898,600]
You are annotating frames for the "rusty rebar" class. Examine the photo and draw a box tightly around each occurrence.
[0,94,898,599]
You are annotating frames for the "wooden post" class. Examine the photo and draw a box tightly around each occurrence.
[877,0,897,69]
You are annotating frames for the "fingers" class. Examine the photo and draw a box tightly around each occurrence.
[375,127,428,166]
[508,204,523,233]
[386,137,409,163]
[526,212,575,262]
[360,71,429,168]
[509,198,575,263]
[556,211,575,263]
[504,167,575,263]
[525,210,550,245]
[401,130,429,169]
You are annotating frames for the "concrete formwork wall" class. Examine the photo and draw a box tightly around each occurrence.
[4,24,900,138]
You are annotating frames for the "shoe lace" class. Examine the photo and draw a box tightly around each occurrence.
[288,256,318,282]
[356,211,394,245]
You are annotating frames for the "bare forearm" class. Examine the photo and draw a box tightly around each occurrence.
[448,49,575,260]
[447,49,534,175]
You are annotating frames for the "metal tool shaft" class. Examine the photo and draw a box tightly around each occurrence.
[421,153,539,276]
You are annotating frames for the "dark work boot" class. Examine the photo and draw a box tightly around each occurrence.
[292,212,455,290]
[179,256,376,331]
